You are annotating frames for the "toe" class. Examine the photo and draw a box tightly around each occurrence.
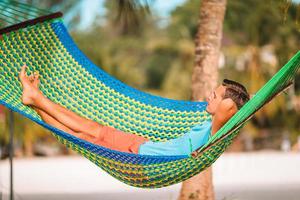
[29,74,34,82]
[20,64,27,78]
[34,75,40,84]
[34,73,40,82]
[33,73,40,87]
[34,72,39,79]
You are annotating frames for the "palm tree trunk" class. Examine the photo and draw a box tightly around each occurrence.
[179,0,227,200]
[191,0,227,100]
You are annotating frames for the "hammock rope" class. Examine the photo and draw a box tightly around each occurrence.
[0,0,50,28]
[0,0,51,18]
[1,6,300,188]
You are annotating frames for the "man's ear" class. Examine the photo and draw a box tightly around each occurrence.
[219,98,236,111]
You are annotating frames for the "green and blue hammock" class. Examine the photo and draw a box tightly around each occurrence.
[1,7,300,188]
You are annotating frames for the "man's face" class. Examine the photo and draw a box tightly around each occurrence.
[206,85,226,115]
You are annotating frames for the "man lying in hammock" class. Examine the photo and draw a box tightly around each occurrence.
[19,65,250,156]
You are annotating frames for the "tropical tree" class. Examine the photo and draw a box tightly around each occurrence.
[179,0,227,200]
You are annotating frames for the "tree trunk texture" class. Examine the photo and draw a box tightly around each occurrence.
[191,0,227,100]
[179,1,227,200]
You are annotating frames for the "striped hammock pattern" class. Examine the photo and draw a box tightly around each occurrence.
[1,15,299,188]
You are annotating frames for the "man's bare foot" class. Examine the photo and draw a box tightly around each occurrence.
[29,71,40,89]
[19,65,40,106]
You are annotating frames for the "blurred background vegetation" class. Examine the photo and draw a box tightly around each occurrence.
[1,0,300,158]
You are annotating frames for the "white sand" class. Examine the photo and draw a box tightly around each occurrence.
[0,152,300,200]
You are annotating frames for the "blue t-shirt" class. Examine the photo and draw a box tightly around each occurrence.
[138,121,212,156]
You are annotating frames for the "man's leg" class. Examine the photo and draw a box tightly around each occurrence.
[33,106,74,133]
[22,69,147,153]
[32,92,102,137]
[33,106,96,141]
[20,65,102,138]
[31,106,98,143]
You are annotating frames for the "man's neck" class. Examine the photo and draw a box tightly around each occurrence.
[210,102,238,135]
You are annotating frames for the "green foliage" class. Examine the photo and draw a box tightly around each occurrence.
[168,0,201,39]
[104,0,152,36]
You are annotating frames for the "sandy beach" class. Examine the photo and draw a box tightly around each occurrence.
[1,152,300,200]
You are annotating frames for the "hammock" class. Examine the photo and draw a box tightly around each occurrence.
[1,8,300,188]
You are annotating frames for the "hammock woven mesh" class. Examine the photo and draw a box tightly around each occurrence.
[1,13,299,188]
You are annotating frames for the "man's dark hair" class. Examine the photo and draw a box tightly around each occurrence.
[222,79,250,110]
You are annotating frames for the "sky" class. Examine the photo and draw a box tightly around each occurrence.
[152,0,187,17]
